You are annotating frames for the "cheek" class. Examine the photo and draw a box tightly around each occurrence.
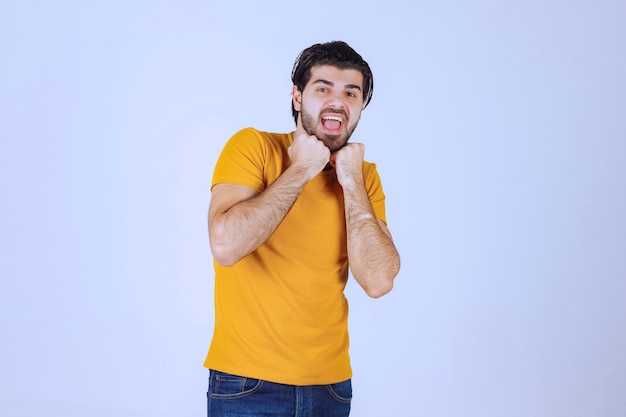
[304,102,323,118]
[348,108,363,125]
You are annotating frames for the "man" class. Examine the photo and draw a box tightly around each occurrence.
[204,41,400,416]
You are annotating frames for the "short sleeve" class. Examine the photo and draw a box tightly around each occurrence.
[363,162,387,224]
[211,128,267,193]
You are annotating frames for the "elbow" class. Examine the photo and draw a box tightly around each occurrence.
[364,260,400,298]
[365,280,394,298]
[213,253,238,267]
[211,248,238,267]
[360,271,397,298]
[209,232,240,267]
[209,218,247,266]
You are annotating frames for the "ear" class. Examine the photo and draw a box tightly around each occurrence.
[292,85,302,112]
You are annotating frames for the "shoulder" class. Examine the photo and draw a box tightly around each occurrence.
[227,127,289,149]
[231,127,287,141]
[362,160,380,179]
[228,127,264,144]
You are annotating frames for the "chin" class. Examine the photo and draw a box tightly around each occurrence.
[323,136,348,153]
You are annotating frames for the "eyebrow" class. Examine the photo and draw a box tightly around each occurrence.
[312,79,362,91]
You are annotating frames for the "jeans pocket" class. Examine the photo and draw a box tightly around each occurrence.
[209,370,263,399]
[326,379,352,403]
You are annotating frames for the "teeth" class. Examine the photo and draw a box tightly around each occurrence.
[323,116,342,122]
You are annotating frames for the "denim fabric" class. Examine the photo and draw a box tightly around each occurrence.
[207,369,352,417]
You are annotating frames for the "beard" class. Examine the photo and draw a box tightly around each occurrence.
[300,106,359,153]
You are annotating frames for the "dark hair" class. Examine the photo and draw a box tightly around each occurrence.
[291,41,374,124]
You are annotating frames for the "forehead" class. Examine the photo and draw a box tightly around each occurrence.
[307,65,364,89]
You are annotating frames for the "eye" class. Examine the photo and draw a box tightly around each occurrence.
[317,87,328,93]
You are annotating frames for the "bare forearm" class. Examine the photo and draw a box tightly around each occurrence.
[344,184,400,298]
[210,132,331,266]
[209,166,309,266]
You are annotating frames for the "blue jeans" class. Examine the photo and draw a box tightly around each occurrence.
[207,369,352,416]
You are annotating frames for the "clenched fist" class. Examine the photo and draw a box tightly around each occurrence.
[288,133,331,181]
[329,143,365,188]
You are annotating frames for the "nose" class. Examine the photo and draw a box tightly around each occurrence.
[326,91,347,109]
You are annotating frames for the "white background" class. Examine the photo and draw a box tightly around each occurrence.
[1,1,625,416]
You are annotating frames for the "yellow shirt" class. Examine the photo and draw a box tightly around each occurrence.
[204,127,387,385]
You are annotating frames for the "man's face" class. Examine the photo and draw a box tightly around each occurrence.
[293,65,366,152]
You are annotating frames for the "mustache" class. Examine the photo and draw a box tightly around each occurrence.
[321,108,348,119]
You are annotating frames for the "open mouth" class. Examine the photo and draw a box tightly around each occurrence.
[321,115,343,131]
